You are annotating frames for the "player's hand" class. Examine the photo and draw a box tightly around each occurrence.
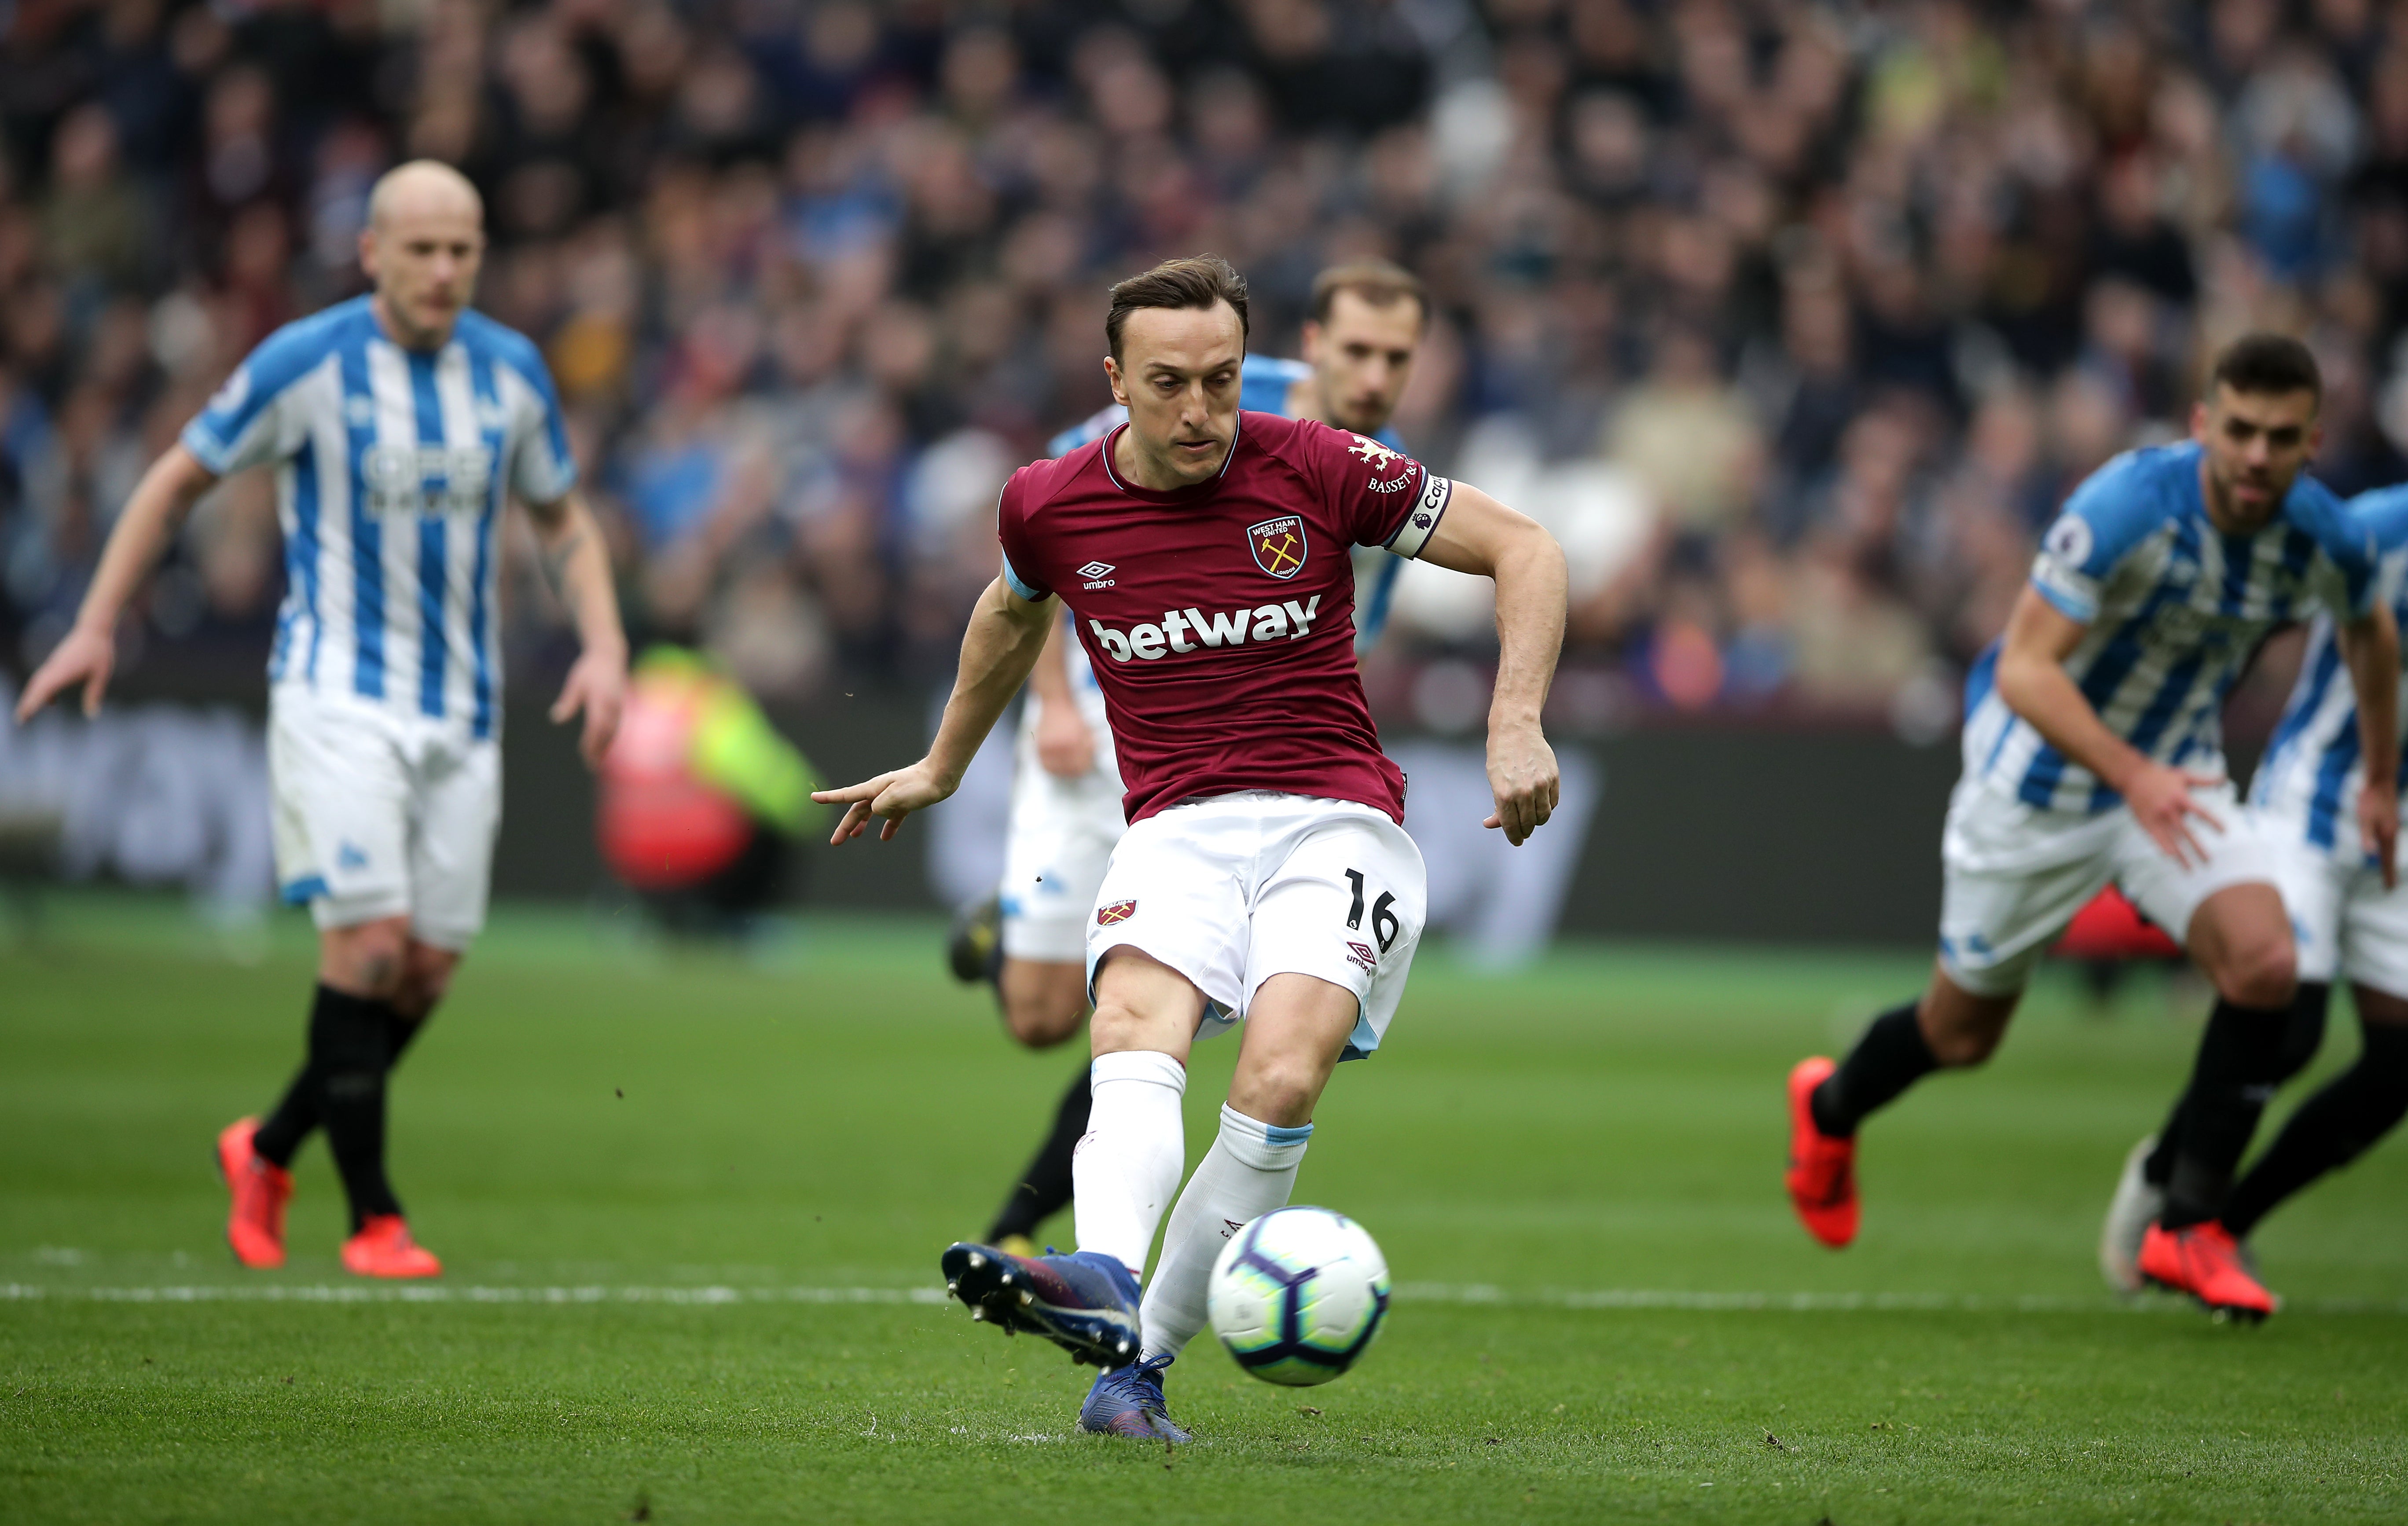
[2359,781,2400,890]
[812,758,958,844]
[14,621,116,722]
[2122,761,2226,868]
[551,644,627,768]
[1483,719,1559,846]
[1035,699,1095,778]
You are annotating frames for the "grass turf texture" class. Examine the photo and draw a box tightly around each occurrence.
[2,894,2404,1524]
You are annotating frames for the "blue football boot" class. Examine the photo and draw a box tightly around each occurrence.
[940,1242,1142,1367]
[1078,1354,1191,1442]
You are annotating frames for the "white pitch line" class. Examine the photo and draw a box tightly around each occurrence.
[4,1282,2405,1315]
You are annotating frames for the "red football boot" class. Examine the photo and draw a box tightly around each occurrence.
[1785,1057,1859,1248]
[341,1215,443,1279]
[2138,1221,2276,1322]
[215,1118,291,1269]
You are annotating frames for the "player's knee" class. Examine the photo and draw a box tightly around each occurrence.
[2213,935,2297,1010]
[1233,1054,1329,1128]
[1087,995,1150,1054]
[324,921,410,998]
[999,960,1088,1049]
[1003,992,1084,1049]
[386,942,459,1019]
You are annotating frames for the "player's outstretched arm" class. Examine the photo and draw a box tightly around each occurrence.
[1026,614,1095,778]
[813,574,1057,844]
[1415,482,1567,845]
[1994,584,2223,866]
[2340,602,2401,886]
[13,444,219,723]
[524,489,629,767]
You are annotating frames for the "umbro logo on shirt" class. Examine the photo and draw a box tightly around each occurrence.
[1077,560,1116,588]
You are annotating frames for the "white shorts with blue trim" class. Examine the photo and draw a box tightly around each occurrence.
[999,697,1126,962]
[268,683,499,950]
[2258,805,2408,997]
[1938,774,2273,997]
[1085,791,1427,1058]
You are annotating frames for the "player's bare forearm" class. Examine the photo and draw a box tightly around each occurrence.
[1027,615,1075,708]
[1418,481,1568,842]
[1993,585,2151,791]
[2342,606,2401,789]
[1026,614,1096,777]
[524,492,628,766]
[525,492,626,662]
[811,576,1054,843]
[14,444,217,720]
[2342,605,2402,882]
[930,578,1057,782]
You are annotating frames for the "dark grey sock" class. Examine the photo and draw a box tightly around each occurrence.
[1811,1002,1937,1137]
[2223,1019,2408,1237]
[2159,997,2292,1229]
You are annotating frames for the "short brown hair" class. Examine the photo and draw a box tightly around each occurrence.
[1310,259,1430,329]
[1105,255,1250,361]
[2208,332,2322,404]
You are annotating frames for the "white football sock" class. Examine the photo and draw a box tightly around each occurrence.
[1140,1104,1311,1361]
[1072,1049,1188,1279]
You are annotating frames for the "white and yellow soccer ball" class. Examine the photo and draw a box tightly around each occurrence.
[1206,1206,1391,1387]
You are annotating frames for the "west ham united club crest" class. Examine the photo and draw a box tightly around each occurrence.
[1097,899,1137,926]
[1246,516,1307,580]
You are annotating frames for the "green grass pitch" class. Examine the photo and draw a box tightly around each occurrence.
[4,891,2405,1524]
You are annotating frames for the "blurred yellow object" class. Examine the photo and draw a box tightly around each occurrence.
[635,647,821,836]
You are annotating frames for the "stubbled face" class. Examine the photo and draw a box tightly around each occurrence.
[1105,301,1245,486]
[1301,289,1424,435]
[2193,382,2320,530]
[360,187,485,349]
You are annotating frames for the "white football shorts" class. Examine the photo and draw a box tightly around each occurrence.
[1084,791,1427,1058]
[268,683,500,950]
[2257,807,2408,997]
[1938,774,2274,997]
[999,686,1126,962]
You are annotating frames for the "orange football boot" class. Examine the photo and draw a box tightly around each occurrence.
[1785,1057,1859,1248]
[215,1118,291,1269]
[2138,1221,2276,1322]
[341,1215,443,1279]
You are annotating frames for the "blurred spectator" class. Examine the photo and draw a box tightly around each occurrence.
[6,0,2408,733]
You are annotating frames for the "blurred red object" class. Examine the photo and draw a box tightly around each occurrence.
[597,675,751,891]
[2054,885,2180,961]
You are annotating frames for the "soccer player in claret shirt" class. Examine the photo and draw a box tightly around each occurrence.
[1784,335,2399,1321]
[15,163,628,1278]
[815,255,1567,1441]
[2100,480,2408,1308]
[951,260,1435,1262]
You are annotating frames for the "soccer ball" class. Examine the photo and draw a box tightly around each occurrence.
[1206,1206,1391,1387]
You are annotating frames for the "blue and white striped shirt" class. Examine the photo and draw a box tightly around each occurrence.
[1046,356,1408,652]
[181,297,576,740]
[1962,441,2377,814]
[2250,484,2408,856]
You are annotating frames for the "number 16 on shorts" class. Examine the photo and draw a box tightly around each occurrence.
[1343,868,1402,975]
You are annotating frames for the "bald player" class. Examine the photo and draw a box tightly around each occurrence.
[15,161,628,1277]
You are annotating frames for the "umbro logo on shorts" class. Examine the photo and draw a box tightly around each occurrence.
[1097,899,1137,925]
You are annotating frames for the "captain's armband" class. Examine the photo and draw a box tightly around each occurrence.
[1384,474,1453,560]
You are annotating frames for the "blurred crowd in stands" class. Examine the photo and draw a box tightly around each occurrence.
[4,0,2408,729]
